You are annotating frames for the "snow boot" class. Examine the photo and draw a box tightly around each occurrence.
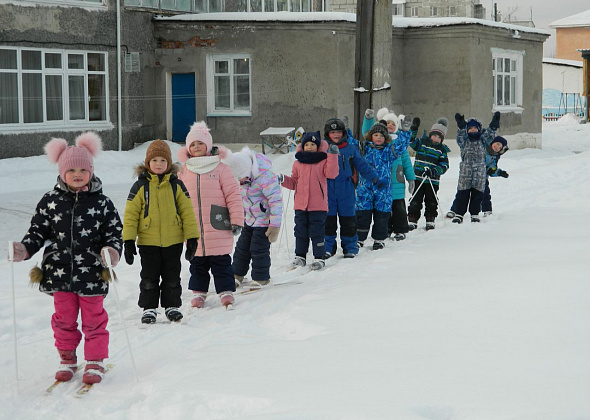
[452,215,463,224]
[425,218,435,231]
[55,349,78,382]
[343,253,356,259]
[446,211,456,219]
[82,360,105,384]
[471,215,481,223]
[483,211,493,217]
[245,279,270,290]
[372,240,385,250]
[191,292,207,308]
[323,251,333,259]
[141,308,157,324]
[220,291,235,307]
[392,233,406,241]
[310,259,326,270]
[234,275,244,288]
[290,256,306,269]
[165,307,183,322]
[357,240,364,248]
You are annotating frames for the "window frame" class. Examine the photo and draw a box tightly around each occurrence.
[0,46,110,132]
[206,54,252,117]
[491,48,524,111]
[0,0,106,8]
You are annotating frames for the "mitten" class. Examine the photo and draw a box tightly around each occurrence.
[231,225,242,236]
[124,240,136,265]
[374,178,388,188]
[276,173,284,184]
[455,113,466,129]
[8,242,28,262]
[499,170,509,178]
[401,115,413,132]
[422,167,434,177]
[185,238,198,261]
[365,108,375,120]
[328,144,340,154]
[410,117,421,132]
[265,226,280,243]
[489,111,501,131]
[407,179,415,195]
[101,246,120,268]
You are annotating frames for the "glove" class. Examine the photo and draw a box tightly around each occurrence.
[101,246,120,268]
[422,167,434,177]
[407,179,415,195]
[8,242,28,262]
[265,226,280,243]
[231,225,242,236]
[276,173,284,184]
[455,113,466,129]
[365,108,375,120]
[328,144,340,154]
[185,238,198,261]
[373,178,388,188]
[410,117,421,132]
[400,115,413,132]
[124,240,136,265]
[489,111,501,131]
[499,170,509,178]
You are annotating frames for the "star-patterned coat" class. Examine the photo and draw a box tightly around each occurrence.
[21,176,123,297]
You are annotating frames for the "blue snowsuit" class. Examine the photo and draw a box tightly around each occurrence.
[325,129,377,256]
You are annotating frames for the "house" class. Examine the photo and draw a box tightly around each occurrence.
[550,9,590,61]
[542,58,585,121]
[0,2,548,158]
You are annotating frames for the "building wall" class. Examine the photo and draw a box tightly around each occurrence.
[555,27,590,61]
[329,0,484,18]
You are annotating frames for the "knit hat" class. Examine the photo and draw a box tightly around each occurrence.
[429,118,449,140]
[301,131,321,149]
[382,112,399,128]
[466,118,482,132]
[492,136,509,155]
[365,122,390,142]
[185,121,213,155]
[231,147,255,180]
[44,132,102,181]
[145,140,172,171]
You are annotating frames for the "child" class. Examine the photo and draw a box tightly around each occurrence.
[9,132,122,384]
[229,147,283,289]
[177,122,244,309]
[447,135,509,218]
[281,131,339,269]
[356,119,412,250]
[407,118,451,230]
[123,140,199,323]
[450,112,500,223]
[323,118,378,259]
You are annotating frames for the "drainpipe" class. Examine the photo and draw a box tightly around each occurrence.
[116,0,122,151]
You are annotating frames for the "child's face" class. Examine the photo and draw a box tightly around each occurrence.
[149,157,168,175]
[491,142,503,152]
[64,168,91,191]
[303,141,318,152]
[372,132,386,145]
[386,121,397,133]
[430,134,442,143]
[189,141,207,157]
[467,126,479,134]
[328,130,343,143]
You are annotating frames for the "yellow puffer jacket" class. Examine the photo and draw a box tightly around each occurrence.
[123,164,199,247]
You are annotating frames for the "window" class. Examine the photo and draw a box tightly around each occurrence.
[448,6,456,16]
[430,6,438,16]
[492,49,523,109]
[206,55,251,116]
[0,47,109,129]
[410,7,418,17]
[392,4,404,16]
[130,0,323,12]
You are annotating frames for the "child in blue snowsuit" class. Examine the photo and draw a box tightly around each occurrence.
[323,118,378,259]
[356,119,412,250]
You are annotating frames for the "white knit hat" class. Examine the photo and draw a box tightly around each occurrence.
[230,147,255,179]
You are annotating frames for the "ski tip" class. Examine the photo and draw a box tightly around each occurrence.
[225,303,234,311]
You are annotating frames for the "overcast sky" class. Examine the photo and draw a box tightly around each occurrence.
[485,1,589,57]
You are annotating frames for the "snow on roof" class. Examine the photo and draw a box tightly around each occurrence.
[154,12,550,36]
[543,58,583,68]
[550,9,590,28]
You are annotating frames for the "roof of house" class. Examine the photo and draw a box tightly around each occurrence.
[155,12,550,36]
[543,58,583,68]
[550,9,590,28]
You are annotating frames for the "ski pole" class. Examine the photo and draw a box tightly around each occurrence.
[102,249,140,383]
[8,241,19,394]
[408,175,428,204]
[425,175,441,208]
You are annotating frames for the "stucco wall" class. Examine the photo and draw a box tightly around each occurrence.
[556,27,590,61]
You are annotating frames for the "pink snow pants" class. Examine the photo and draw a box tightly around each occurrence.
[51,292,109,360]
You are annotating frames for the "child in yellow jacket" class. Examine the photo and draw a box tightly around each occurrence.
[122,140,199,324]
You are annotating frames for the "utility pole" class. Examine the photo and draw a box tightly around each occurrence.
[353,0,393,141]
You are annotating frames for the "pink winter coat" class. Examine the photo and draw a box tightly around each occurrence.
[282,140,339,211]
[178,146,244,257]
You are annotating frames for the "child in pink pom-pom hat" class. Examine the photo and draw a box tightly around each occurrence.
[8,132,122,385]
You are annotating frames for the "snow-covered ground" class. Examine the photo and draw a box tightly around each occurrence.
[1,116,590,419]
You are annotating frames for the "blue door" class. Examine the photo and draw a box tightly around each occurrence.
[172,73,196,142]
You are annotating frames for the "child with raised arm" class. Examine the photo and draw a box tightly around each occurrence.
[9,132,122,385]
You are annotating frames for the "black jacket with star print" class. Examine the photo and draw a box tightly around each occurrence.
[21,176,123,297]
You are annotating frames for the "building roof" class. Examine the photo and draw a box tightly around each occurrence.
[155,12,550,36]
[550,9,590,28]
[543,58,583,68]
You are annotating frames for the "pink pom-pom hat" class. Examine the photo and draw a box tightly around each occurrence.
[44,131,102,181]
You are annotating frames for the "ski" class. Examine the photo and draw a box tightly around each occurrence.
[74,363,114,397]
[45,379,66,395]
[239,281,303,295]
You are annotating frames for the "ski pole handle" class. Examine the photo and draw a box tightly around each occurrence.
[102,248,112,268]
[8,241,14,262]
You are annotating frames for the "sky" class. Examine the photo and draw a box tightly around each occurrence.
[1,115,590,419]
[487,0,589,56]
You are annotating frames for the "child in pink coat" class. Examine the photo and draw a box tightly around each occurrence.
[178,122,244,308]
[281,131,339,270]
